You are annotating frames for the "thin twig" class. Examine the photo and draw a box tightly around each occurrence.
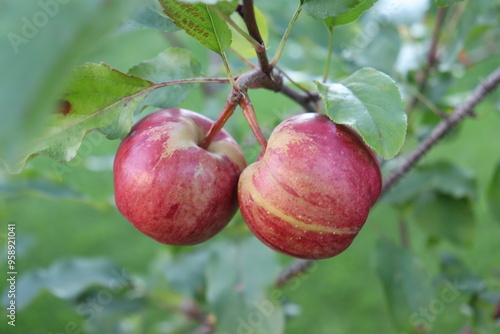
[198,68,320,148]
[404,82,448,118]
[406,7,448,114]
[276,259,315,288]
[280,84,320,113]
[213,5,260,50]
[270,3,303,67]
[232,68,319,112]
[229,47,257,69]
[383,67,500,194]
[154,77,232,87]
[219,52,238,89]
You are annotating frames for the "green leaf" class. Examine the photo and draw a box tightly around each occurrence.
[176,0,236,5]
[127,0,179,31]
[487,161,500,224]
[383,160,477,205]
[160,0,232,54]
[303,0,360,20]
[77,291,147,317]
[439,1,497,67]
[435,0,465,7]
[373,238,434,332]
[0,177,82,200]
[316,68,407,159]
[239,238,282,304]
[346,25,401,74]
[0,0,136,172]
[44,258,131,299]
[438,253,486,294]
[206,239,284,334]
[324,0,379,28]
[161,251,210,298]
[214,0,239,16]
[413,191,475,247]
[5,63,155,173]
[2,258,131,310]
[2,270,46,310]
[128,48,202,110]
[422,161,476,200]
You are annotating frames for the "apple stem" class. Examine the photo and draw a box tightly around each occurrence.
[199,100,238,150]
[240,94,268,151]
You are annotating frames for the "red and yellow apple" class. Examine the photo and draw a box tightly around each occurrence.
[114,109,246,245]
[238,113,382,259]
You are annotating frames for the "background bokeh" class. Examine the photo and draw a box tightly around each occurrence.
[1,0,500,333]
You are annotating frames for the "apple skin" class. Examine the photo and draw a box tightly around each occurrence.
[114,109,246,246]
[238,113,382,260]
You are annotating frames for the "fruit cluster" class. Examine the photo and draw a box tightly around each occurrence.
[114,108,382,259]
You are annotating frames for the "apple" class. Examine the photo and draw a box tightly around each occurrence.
[114,109,246,245]
[238,113,382,259]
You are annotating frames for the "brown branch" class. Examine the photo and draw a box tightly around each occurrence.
[181,299,216,334]
[276,259,315,288]
[240,0,272,75]
[382,67,500,194]
[274,67,500,287]
[280,85,320,113]
[229,68,318,113]
[406,7,448,114]
[241,0,263,45]
[493,298,500,321]
[199,68,320,148]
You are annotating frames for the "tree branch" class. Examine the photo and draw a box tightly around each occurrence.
[228,68,319,113]
[199,68,321,148]
[382,67,500,194]
[276,259,315,288]
[406,7,448,114]
[240,0,272,75]
[280,84,320,113]
[274,67,500,287]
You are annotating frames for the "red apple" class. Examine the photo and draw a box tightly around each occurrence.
[114,109,246,245]
[238,113,382,259]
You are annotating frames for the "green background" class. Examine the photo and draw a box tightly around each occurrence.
[1,0,500,333]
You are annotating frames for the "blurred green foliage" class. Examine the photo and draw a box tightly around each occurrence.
[1,0,500,333]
